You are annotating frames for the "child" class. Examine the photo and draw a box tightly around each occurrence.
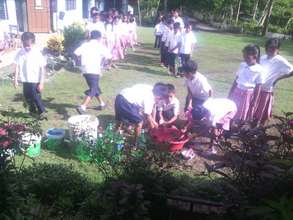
[86,12,105,38]
[128,16,137,51]
[179,23,197,67]
[181,60,213,119]
[155,83,180,126]
[154,16,164,49]
[74,31,112,114]
[13,32,46,119]
[112,16,125,61]
[254,38,293,124]
[160,19,173,67]
[228,44,265,121]
[115,83,169,143]
[167,22,182,76]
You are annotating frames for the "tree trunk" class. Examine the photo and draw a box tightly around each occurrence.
[258,0,270,26]
[164,0,168,15]
[252,0,260,20]
[262,0,274,36]
[235,0,242,24]
[230,4,234,22]
[137,0,142,26]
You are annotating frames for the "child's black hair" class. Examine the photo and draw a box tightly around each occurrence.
[265,38,281,50]
[184,22,192,29]
[153,83,169,99]
[21,32,35,43]
[90,30,102,40]
[90,7,98,18]
[174,22,180,29]
[181,60,198,74]
[166,84,175,93]
[242,44,261,63]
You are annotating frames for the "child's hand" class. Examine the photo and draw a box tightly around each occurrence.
[37,83,44,92]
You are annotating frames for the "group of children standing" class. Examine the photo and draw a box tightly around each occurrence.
[154,10,197,77]
[12,7,293,146]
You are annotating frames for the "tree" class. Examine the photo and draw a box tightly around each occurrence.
[252,0,260,20]
[235,0,242,24]
[262,0,274,36]
[164,0,168,14]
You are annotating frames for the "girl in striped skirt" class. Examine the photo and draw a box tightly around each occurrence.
[228,44,266,121]
[254,38,293,124]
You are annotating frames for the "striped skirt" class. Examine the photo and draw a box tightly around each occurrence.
[253,91,273,123]
[229,86,253,121]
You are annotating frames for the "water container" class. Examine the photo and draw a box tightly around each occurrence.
[21,133,42,157]
[68,115,99,141]
[45,128,66,150]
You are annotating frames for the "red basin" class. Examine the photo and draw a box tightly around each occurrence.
[149,127,189,152]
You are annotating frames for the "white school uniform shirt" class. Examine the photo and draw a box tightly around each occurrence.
[154,22,164,36]
[168,31,181,54]
[236,62,266,90]
[74,40,112,75]
[164,97,180,116]
[120,22,129,36]
[260,54,293,92]
[179,31,197,55]
[161,26,169,43]
[185,72,212,100]
[203,98,237,130]
[128,22,137,33]
[14,47,46,83]
[164,29,173,47]
[173,16,185,29]
[120,84,155,115]
[87,21,105,36]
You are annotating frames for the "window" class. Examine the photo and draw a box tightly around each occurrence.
[65,0,76,10]
[0,0,8,20]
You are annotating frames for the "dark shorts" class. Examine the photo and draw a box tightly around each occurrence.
[191,97,208,121]
[83,74,102,97]
[155,108,175,122]
[168,52,177,68]
[179,53,191,66]
[115,95,143,124]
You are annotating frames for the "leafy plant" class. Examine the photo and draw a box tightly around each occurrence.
[248,195,293,220]
[63,22,86,55]
[0,109,42,169]
[19,163,95,218]
[46,34,64,56]
[89,124,125,179]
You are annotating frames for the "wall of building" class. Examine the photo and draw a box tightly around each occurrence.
[0,0,18,33]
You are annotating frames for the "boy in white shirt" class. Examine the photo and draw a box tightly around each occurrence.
[172,9,185,29]
[155,83,180,126]
[115,83,169,143]
[181,60,213,119]
[160,19,173,67]
[14,32,46,119]
[168,22,181,76]
[74,31,112,114]
[154,16,165,48]
[179,23,197,67]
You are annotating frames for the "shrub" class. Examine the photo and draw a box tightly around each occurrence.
[242,21,262,35]
[63,22,86,54]
[46,34,64,56]
[19,163,95,217]
[268,25,286,34]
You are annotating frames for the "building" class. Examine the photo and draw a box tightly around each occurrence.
[0,0,129,33]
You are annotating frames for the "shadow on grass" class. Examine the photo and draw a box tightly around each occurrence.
[118,63,168,77]
[123,53,159,67]
[97,114,115,128]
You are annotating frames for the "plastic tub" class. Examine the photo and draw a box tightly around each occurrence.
[45,128,66,150]
[21,133,42,157]
[150,127,189,152]
[68,115,99,141]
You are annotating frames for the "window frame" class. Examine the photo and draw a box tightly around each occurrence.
[65,0,76,11]
[0,0,9,20]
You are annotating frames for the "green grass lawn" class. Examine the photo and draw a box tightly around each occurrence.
[1,27,293,180]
